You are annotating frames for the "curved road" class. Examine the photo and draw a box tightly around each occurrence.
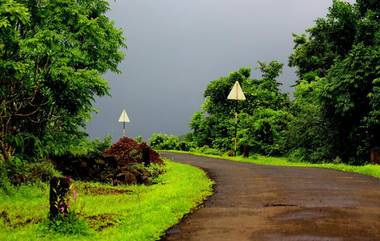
[161,152,380,241]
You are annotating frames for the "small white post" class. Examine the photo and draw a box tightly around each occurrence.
[118,109,130,137]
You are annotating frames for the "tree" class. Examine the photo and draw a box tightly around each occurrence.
[289,0,357,80]
[239,109,292,156]
[190,62,291,155]
[0,0,126,161]
[319,44,380,163]
[289,0,380,163]
[286,79,332,163]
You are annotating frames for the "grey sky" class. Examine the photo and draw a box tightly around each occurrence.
[87,0,354,141]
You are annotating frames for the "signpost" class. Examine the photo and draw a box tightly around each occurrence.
[227,81,246,156]
[118,109,130,137]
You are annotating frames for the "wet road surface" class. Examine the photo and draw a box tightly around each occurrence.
[161,152,380,241]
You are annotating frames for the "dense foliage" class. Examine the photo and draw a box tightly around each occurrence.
[0,0,126,162]
[288,0,380,164]
[189,63,291,156]
[163,0,380,165]
[149,132,193,151]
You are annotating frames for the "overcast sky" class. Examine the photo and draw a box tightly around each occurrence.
[87,0,355,141]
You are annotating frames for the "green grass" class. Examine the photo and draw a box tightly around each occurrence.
[0,160,213,241]
[163,150,380,179]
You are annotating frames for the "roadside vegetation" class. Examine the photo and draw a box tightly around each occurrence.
[150,0,380,166]
[0,160,213,241]
[164,150,380,179]
[0,1,215,240]
[1,0,380,239]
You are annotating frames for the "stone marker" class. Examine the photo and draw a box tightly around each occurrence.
[49,176,71,220]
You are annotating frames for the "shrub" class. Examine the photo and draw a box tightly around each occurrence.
[53,137,164,185]
[193,146,222,156]
[149,133,180,150]
[12,161,60,185]
[0,164,13,194]
[178,141,195,151]
[103,137,163,165]
[135,135,144,144]
[287,147,331,164]
[0,156,59,188]
[146,163,166,179]
[41,212,90,236]
[66,136,112,157]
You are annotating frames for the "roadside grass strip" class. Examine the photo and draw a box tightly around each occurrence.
[0,160,213,241]
[163,150,380,179]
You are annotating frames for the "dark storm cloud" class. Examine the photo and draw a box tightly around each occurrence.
[87,0,355,141]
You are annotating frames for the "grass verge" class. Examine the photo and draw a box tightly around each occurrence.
[0,159,213,241]
[163,150,380,179]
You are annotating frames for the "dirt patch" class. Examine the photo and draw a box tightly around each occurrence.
[0,211,10,225]
[0,211,43,228]
[85,213,121,231]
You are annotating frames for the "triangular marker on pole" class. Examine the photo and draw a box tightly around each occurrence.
[227,81,246,101]
[118,109,130,123]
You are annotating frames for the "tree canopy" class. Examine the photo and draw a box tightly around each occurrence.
[190,62,291,155]
[288,0,380,163]
[0,0,126,161]
[187,0,380,164]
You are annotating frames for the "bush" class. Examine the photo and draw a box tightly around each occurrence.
[53,137,164,185]
[193,146,222,156]
[0,156,60,188]
[0,164,13,194]
[41,212,90,236]
[149,133,180,150]
[146,163,166,180]
[103,137,163,165]
[66,136,112,157]
[177,141,195,151]
[287,147,331,164]
[12,161,60,185]
[135,135,144,144]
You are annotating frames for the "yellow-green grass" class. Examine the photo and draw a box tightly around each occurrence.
[0,160,213,241]
[163,150,380,179]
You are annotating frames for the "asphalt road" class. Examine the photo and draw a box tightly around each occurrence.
[160,152,380,241]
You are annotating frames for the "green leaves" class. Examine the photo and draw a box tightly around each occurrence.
[289,0,380,163]
[190,62,292,155]
[0,0,30,28]
[0,0,126,161]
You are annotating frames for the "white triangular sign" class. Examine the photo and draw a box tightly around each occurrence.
[118,109,130,123]
[227,81,246,101]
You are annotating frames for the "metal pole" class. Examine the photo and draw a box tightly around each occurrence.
[234,101,238,156]
[234,111,238,156]
[122,122,126,137]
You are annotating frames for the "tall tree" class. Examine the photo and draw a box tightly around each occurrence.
[289,0,357,81]
[0,0,126,161]
[190,62,291,155]
[289,0,380,163]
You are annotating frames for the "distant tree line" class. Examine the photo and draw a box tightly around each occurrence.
[151,0,380,165]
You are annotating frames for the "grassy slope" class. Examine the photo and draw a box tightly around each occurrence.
[164,150,380,179]
[0,160,213,241]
